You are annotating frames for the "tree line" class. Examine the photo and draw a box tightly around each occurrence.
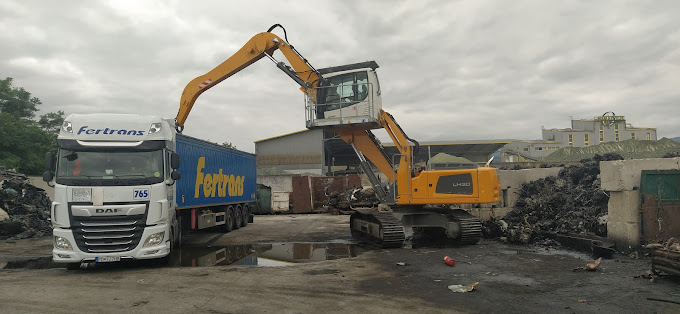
[0,77,64,175]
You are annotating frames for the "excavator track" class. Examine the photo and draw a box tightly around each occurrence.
[447,210,483,245]
[350,211,405,248]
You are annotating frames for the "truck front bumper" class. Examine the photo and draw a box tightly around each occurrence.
[52,224,171,263]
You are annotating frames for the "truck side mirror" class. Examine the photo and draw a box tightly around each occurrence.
[45,152,55,170]
[42,171,54,185]
[171,171,181,181]
[171,153,180,169]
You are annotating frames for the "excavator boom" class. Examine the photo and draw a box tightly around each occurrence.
[176,26,320,131]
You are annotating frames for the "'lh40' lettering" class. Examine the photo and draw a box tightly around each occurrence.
[194,157,245,198]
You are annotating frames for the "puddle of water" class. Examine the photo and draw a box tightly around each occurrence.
[0,242,367,269]
[171,242,366,267]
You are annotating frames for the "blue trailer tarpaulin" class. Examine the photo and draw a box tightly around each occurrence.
[175,134,256,209]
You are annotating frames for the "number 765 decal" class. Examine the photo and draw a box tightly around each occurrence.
[133,188,149,200]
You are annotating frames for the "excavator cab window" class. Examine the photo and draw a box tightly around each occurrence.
[321,71,369,111]
[356,71,369,101]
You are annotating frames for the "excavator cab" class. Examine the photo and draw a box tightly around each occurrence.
[306,61,382,129]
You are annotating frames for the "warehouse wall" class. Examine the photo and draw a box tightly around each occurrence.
[255,129,324,174]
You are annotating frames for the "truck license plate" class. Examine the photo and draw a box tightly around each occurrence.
[95,256,121,263]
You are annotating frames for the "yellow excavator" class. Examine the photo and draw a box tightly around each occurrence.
[176,24,502,248]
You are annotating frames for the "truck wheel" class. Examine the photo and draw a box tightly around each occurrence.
[233,205,242,230]
[224,206,235,232]
[241,204,249,227]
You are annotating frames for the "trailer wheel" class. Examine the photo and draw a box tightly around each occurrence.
[241,204,249,227]
[233,205,242,230]
[224,206,235,232]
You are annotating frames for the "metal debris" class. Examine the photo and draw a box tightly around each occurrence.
[448,282,479,293]
[483,154,623,245]
[0,177,52,239]
[649,238,680,277]
[573,257,602,272]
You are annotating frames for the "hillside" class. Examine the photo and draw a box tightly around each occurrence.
[543,138,680,162]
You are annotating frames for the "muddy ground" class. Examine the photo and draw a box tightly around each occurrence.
[1,214,679,313]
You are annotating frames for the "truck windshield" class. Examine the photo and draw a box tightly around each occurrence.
[55,150,164,185]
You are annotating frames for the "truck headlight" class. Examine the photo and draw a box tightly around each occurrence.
[54,236,73,250]
[143,232,165,247]
[72,188,92,202]
[148,122,162,134]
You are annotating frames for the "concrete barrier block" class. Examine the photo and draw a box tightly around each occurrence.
[498,171,519,189]
[492,207,513,219]
[607,221,641,251]
[468,207,513,221]
[503,188,521,208]
[601,158,680,191]
[499,167,562,189]
[600,161,625,191]
[607,190,640,223]
[520,167,562,183]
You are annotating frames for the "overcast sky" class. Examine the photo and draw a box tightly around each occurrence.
[2,0,679,152]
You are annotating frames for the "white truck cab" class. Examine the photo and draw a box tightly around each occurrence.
[44,114,181,267]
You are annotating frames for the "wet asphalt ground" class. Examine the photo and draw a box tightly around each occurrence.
[1,214,679,313]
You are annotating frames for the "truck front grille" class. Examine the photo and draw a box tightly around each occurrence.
[71,215,146,253]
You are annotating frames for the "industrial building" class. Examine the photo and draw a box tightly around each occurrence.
[500,114,657,161]
[255,129,510,175]
[255,113,658,171]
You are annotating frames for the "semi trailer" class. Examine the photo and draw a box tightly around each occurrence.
[43,113,256,268]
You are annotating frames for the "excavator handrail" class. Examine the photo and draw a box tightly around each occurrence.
[175,25,321,132]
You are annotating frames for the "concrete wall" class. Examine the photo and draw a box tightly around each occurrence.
[601,158,680,191]
[498,167,563,209]
[257,175,294,192]
[600,158,680,251]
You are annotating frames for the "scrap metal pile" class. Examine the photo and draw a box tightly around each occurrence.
[484,154,624,244]
[0,176,52,239]
[647,238,680,277]
[326,186,380,214]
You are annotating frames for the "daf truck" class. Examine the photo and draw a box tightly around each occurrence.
[43,113,256,268]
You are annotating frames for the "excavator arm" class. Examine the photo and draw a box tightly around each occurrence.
[338,109,415,182]
[338,109,420,203]
[175,25,320,131]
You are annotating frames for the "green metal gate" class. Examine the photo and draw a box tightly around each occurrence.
[640,170,680,240]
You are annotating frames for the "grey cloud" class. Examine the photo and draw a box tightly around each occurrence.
[1,0,679,153]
